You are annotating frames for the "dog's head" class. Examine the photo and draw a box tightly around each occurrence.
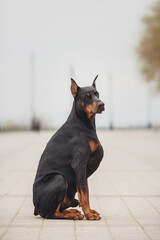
[71,75,105,121]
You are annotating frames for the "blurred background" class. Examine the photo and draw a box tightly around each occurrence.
[1,3,160,239]
[0,0,160,131]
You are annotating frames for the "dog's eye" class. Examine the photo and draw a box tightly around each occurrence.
[86,93,91,98]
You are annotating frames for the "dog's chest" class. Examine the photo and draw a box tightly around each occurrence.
[89,140,100,153]
[87,140,103,176]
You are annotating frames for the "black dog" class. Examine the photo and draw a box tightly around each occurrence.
[33,76,105,220]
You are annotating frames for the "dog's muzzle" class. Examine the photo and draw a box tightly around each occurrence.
[97,102,105,113]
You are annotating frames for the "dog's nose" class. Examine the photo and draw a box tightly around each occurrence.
[98,102,104,108]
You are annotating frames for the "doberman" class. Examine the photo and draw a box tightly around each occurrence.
[33,75,105,220]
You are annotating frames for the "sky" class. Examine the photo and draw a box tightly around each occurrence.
[0,0,160,129]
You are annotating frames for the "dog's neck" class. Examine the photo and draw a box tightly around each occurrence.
[66,101,96,132]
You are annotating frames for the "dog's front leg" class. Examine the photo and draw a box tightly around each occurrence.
[86,179,100,216]
[72,157,100,220]
[76,169,100,220]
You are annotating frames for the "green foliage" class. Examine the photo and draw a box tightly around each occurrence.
[137,1,160,90]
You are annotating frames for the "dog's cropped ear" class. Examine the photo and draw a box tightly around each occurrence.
[71,78,80,97]
[92,75,98,89]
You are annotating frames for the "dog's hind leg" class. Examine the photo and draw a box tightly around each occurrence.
[34,174,83,220]
[59,195,79,212]
[33,174,67,218]
[52,208,84,220]
[47,203,83,220]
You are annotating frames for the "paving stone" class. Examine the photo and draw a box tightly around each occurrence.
[0,130,160,240]
[2,228,40,240]
[109,226,149,240]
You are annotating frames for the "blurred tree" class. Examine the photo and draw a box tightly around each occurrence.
[137,1,160,90]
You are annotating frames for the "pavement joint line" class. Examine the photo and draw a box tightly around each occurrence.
[0,171,33,200]
[1,130,160,240]
[118,195,153,240]
[96,199,115,240]
[105,161,160,219]
[91,182,115,240]
[106,142,158,166]
[7,173,30,197]
[127,177,160,216]
[100,169,160,172]
[0,160,37,201]
[106,176,153,240]
[116,167,160,216]
[0,139,36,161]
[0,196,27,240]
[92,194,160,198]
[37,218,44,240]
[74,221,77,240]
[1,194,160,198]
[145,197,160,215]
[134,169,160,194]
[1,222,159,229]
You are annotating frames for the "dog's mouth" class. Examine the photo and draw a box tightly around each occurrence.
[97,106,105,114]
[97,104,105,114]
[90,106,105,116]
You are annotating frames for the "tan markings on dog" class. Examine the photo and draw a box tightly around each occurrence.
[77,187,90,213]
[54,209,84,220]
[81,101,84,107]
[59,180,71,207]
[77,184,100,220]
[86,179,90,208]
[65,181,68,188]
[90,114,96,122]
[61,193,72,207]
[85,102,97,121]
[60,180,69,204]
[89,140,99,153]
[55,198,84,220]
[56,203,61,212]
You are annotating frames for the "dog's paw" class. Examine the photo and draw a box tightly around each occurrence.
[84,211,101,220]
[68,209,84,220]
[90,209,100,215]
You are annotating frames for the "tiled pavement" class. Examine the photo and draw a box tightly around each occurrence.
[0,130,160,240]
